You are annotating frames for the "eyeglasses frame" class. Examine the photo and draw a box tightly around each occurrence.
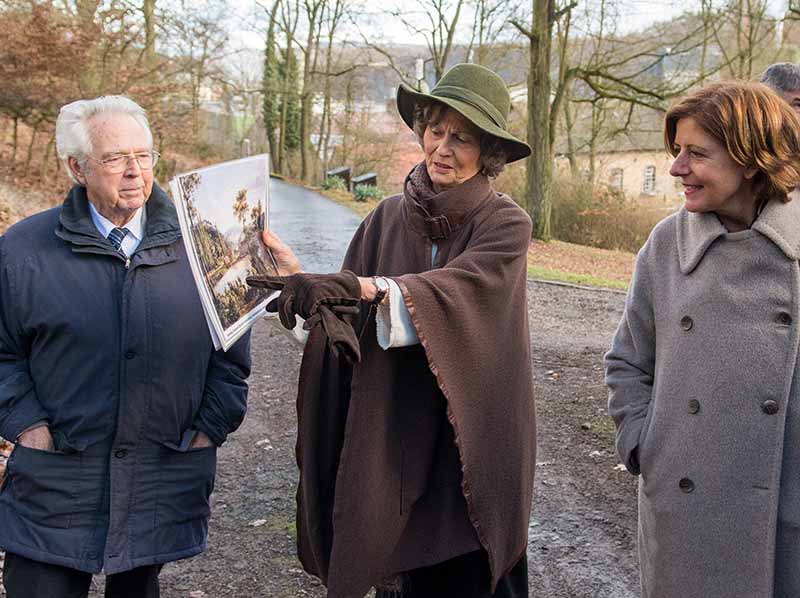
[85,150,161,174]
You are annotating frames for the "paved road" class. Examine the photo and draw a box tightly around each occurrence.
[269,178,361,272]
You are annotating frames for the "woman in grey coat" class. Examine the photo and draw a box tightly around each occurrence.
[606,81,800,598]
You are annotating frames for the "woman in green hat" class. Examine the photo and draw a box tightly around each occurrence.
[249,63,536,598]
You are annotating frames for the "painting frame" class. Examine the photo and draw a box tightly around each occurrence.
[169,154,278,351]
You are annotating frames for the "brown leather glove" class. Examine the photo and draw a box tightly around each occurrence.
[303,304,362,363]
[246,271,361,330]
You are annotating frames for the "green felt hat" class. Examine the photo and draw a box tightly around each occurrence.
[397,63,531,164]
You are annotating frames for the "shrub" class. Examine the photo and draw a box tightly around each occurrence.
[491,160,527,209]
[353,183,384,203]
[550,176,673,253]
[321,176,348,191]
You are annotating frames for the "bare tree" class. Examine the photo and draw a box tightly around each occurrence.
[513,0,576,240]
[277,0,301,175]
[298,0,325,181]
[168,0,231,139]
[142,0,157,67]
[360,0,465,82]
[262,0,282,171]
[465,0,525,67]
[316,0,347,176]
[715,0,776,79]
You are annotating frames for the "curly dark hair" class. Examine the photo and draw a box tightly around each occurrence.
[412,101,507,178]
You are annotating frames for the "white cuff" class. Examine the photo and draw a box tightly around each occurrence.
[291,316,310,345]
[375,279,419,349]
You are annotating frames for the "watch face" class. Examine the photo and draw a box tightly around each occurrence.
[376,277,390,292]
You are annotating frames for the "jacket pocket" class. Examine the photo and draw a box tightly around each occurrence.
[154,441,216,527]
[637,402,657,474]
[7,444,86,529]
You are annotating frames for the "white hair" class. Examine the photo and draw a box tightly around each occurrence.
[56,95,153,183]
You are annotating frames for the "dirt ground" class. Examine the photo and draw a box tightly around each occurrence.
[145,280,640,598]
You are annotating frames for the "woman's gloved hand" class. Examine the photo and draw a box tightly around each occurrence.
[247,271,363,363]
[247,270,361,329]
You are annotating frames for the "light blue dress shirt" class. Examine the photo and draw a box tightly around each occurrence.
[88,202,146,257]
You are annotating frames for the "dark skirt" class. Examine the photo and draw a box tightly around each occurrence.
[375,549,528,598]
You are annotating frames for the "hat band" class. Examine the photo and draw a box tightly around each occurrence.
[432,85,507,129]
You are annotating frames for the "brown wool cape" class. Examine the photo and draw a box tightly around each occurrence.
[295,165,536,598]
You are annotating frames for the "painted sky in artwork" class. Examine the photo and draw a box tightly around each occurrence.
[181,155,268,234]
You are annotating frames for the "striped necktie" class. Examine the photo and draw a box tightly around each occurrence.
[107,227,130,253]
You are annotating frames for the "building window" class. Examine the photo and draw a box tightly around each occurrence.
[610,168,623,189]
[642,165,656,194]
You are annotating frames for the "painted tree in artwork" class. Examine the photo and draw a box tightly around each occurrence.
[232,189,249,228]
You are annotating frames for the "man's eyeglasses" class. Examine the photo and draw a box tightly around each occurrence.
[87,151,160,174]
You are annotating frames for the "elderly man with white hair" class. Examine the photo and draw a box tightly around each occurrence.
[0,96,251,598]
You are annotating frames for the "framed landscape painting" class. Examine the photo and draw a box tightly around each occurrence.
[169,154,278,350]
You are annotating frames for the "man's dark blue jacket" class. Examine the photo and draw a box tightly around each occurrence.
[0,184,251,574]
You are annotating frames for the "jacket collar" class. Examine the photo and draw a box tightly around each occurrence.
[56,183,180,251]
[402,162,494,240]
[677,195,800,274]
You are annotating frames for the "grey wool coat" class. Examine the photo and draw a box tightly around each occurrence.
[605,196,800,598]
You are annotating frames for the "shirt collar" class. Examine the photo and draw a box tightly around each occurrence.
[88,202,146,243]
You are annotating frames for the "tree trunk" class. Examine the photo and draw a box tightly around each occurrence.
[41,131,55,180]
[299,1,322,182]
[563,101,579,180]
[142,0,157,67]
[278,0,300,175]
[526,0,553,240]
[11,117,19,166]
[278,46,292,174]
[75,0,101,21]
[263,0,281,172]
[318,0,343,176]
[340,77,354,166]
[24,121,40,174]
[54,134,61,177]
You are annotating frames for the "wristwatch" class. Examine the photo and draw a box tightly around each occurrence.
[372,276,390,305]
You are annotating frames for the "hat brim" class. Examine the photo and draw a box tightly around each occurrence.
[397,83,532,164]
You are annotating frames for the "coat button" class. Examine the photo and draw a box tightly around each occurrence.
[114,449,128,459]
[124,351,136,360]
[679,477,694,493]
[776,312,793,326]
[762,400,780,415]
[688,399,700,414]
[680,316,693,331]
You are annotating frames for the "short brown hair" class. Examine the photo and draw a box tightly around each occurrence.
[664,81,800,205]
[412,101,507,178]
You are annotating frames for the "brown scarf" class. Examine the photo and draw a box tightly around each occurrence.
[295,163,536,598]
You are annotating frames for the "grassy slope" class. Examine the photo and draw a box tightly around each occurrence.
[527,240,634,290]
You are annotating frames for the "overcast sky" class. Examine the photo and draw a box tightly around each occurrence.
[221,0,790,68]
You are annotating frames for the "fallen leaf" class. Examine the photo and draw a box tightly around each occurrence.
[248,519,267,527]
